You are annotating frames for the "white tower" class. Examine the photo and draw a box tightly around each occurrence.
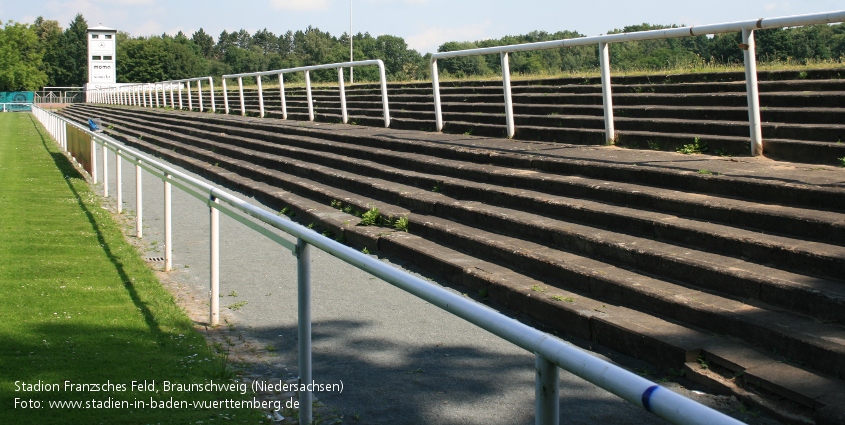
[87,25,117,84]
[85,24,118,101]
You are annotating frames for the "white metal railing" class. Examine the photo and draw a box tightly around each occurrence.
[89,77,216,113]
[31,105,744,425]
[221,60,391,127]
[430,9,845,156]
[39,87,85,104]
[2,102,34,112]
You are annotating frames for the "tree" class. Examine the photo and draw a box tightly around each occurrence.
[437,41,491,77]
[33,17,64,86]
[192,28,214,58]
[0,21,48,91]
[58,14,88,86]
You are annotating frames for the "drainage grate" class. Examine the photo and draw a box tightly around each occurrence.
[145,257,165,262]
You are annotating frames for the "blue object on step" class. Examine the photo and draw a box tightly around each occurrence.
[88,118,100,131]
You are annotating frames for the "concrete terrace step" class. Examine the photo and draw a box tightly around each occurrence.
[72,105,845,277]
[217,107,794,159]
[62,105,840,316]
[61,104,845,422]
[75,105,845,207]
[217,91,845,128]
[67,106,845,316]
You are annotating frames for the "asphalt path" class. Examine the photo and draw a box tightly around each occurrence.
[87,138,768,425]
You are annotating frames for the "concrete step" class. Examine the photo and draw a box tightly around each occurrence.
[61,104,845,421]
[75,105,845,278]
[243,108,845,163]
[69,106,845,317]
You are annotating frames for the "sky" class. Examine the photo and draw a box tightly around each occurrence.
[3,0,844,54]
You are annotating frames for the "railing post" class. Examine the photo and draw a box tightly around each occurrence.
[296,238,313,425]
[305,71,314,121]
[377,61,391,128]
[500,52,515,138]
[257,75,265,118]
[178,83,183,110]
[279,73,288,120]
[432,59,444,131]
[742,28,763,156]
[209,195,220,326]
[169,83,175,108]
[116,149,123,214]
[187,81,193,111]
[535,354,559,425]
[142,86,148,108]
[338,67,348,124]
[154,85,160,108]
[102,140,109,197]
[162,84,168,108]
[238,77,246,116]
[599,42,616,144]
[209,77,216,113]
[135,160,143,238]
[198,79,204,112]
[164,175,172,272]
[222,78,230,114]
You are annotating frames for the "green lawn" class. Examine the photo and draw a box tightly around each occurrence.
[0,112,265,424]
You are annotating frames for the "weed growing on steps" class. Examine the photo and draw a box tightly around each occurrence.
[839,157,845,167]
[360,207,381,226]
[677,137,707,154]
[698,169,715,175]
[551,295,575,302]
[361,247,370,255]
[278,206,292,216]
[647,140,662,151]
[394,216,410,232]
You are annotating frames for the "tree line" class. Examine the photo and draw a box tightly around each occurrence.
[1,13,844,91]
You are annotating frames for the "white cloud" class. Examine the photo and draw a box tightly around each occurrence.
[269,0,330,11]
[406,22,490,54]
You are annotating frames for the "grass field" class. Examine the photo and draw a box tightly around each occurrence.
[0,112,265,424]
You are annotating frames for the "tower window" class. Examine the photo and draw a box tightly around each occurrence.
[105,34,112,39]
[103,56,113,61]
[92,34,99,39]
[92,56,102,61]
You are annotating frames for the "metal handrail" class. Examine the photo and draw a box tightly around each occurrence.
[31,104,743,425]
[221,59,390,127]
[88,77,216,113]
[430,9,845,155]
